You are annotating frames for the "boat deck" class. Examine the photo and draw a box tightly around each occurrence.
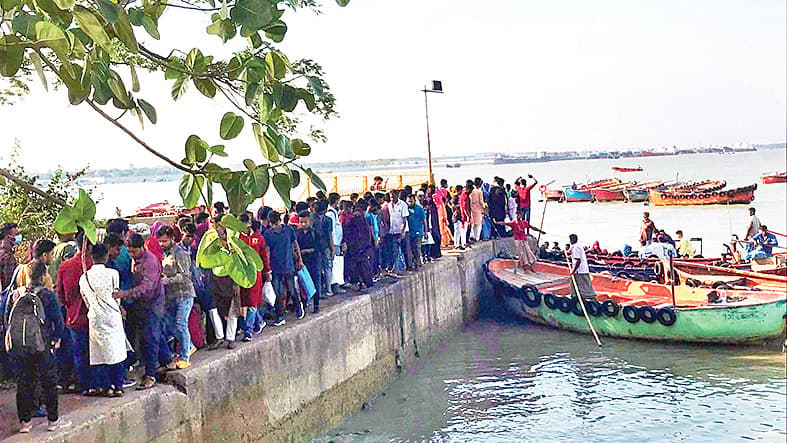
[500,268,571,289]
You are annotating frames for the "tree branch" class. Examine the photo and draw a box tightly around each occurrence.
[0,168,68,206]
[85,99,192,173]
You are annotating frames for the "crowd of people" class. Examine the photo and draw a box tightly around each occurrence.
[0,175,542,434]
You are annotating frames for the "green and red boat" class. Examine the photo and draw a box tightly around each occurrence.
[484,259,786,345]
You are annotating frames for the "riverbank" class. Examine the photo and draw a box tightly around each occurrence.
[2,239,511,442]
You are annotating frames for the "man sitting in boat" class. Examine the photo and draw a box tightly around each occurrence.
[675,230,695,257]
[745,225,778,261]
[568,234,597,301]
[638,239,676,260]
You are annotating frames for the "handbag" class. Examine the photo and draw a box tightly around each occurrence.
[297,266,317,302]
[262,281,276,306]
[331,255,345,285]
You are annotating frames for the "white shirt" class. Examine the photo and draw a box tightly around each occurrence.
[389,200,410,234]
[746,215,761,240]
[570,244,590,274]
[326,205,342,246]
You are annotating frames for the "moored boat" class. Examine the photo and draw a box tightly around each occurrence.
[484,259,786,344]
[625,188,649,202]
[591,188,626,202]
[760,172,787,184]
[648,184,756,206]
[542,189,564,201]
[672,260,787,291]
[612,166,643,172]
[563,188,593,202]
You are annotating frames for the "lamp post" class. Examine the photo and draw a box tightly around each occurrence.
[422,80,443,185]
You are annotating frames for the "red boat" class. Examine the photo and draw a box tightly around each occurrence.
[591,188,626,202]
[132,201,203,218]
[760,172,787,184]
[542,189,564,201]
[612,166,643,172]
[649,184,757,206]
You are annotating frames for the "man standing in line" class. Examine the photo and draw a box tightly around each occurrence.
[114,234,168,390]
[468,180,484,242]
[406,194,427,270]
[487,177,508,238]
[238,213,271,339]
[326,193,344,295]
[568,234,597,301]
[0,222,21,288]
[157,226,195,369]
[640,212,656,245]
[515,175,538,222]
[264,211,304,326]
[387,190,410,274]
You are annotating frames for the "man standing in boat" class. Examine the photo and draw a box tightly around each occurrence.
[640,212,656,245]
[743,207,761,242]
[568,234,597,301]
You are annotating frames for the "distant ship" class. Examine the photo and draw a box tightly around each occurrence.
[446,163,461,168]
[493,155,542,165]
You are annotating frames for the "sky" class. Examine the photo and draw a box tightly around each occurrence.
[1,0,785,171]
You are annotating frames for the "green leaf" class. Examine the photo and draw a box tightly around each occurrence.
[196,229,232,269]
[73,189,97,221]
[141,14,160,39]
[52,0,73,10]
[296,87,315,111]
[219,112,244,140]
[206,17,236,43]
[129,63,140,92]
[95,0,118,24]
[273,84,297,112]
[207,144,228,157]
[138,99,157,124]
[0,35,25,77]
[275,134,294,159]
[171,73,190,100]
[272,173,291,209]
[291,139,311,156]
[53,207,78,235]
[304,167,326,192]
[218,213,247,233]
[12,14,41,40]
[73,6,114,54]
[220,0,228,19]
[265,51,287,79]
[0,0,23,11]
[252,123,279,162]
[108,70,131,106]
[230,0,274,31]
[244,82,260,107]
[193,77,216,98]
[184,135,208,166]
[179,174,201,208]
[263,20,286,43]
[241,165,269,198]
[336,0,350,6]
[111,7,139,53]
[308,76,324,96]
[223,177,248,214]
[35,22,69,61]
[289,169,300,188]
[29,52,47,91]
[77,220,98,245]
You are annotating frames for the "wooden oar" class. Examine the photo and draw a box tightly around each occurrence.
[564,249,603,347]
[536,198,548,245]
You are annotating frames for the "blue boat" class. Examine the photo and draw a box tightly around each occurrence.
[625,188,649,202]
[563,188,593,202]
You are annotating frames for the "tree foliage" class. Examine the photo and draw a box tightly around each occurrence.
[0,0,349,285]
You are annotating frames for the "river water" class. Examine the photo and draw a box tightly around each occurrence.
[324,305,786,442]
[94,149,786,257]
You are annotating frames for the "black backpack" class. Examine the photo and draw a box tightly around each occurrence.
[4,286,47,353]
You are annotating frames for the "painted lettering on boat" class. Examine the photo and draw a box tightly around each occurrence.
[722,309,764,321]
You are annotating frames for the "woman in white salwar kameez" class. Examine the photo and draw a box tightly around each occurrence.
[79,244,128,397]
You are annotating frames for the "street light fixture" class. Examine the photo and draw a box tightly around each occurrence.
[422,80,443,185]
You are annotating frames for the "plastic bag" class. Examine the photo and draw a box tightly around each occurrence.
[297,266,317,301]
[424,232,435,245]
[331,255,345,285]
[263,281,276,306]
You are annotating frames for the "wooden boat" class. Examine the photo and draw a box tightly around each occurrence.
[563,188,593,202]
[579,178,621,190]
[648,184,756,206]
[542,189,564,201]
[672,260,787,291]
[131,201,203,219]
[625,188,649,202]
[664,180,726,193]
[760,172,787,184]
[591,188,626,202]
[484,259,786,344]
[612,166,643,172]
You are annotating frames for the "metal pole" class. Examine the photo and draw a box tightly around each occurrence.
[563,249,602,347]
[669,255,676,307]
[424,88,434,185]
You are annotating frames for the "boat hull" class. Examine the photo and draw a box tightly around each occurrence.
[563,189,593,202]
[625,189,649,202]
[543,189,564,201]
[761,174,787,184]
[591,188,625,202]
[612,167,643,172]
[648,184,756,206]
[485,260,786,344]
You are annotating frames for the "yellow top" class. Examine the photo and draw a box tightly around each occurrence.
[677,238,695,257]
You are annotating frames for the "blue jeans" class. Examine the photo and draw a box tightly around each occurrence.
[385,234,404,271]
[244,306,258,336]
[321,251,333,294]
[166,297,194,361]
[141,311,170,378]
[69,328,95,390]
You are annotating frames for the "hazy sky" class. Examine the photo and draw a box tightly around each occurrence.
[1,0,785,171]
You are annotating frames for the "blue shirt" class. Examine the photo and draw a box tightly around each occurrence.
[752,232,778,256]
[107,246,133,290]
[365,211,379,242]
[407,204,426,237]
[264,225,297,275]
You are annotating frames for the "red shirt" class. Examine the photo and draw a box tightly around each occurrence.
[516,184,536,209]
[56,254,93,331]
[239,231,271,307]
[506,220,532,241]
[458,192,471,222]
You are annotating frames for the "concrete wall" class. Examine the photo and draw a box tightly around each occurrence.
[17,240,507,443]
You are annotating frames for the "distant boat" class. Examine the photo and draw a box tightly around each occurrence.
[649,184,757,206]
[612,166,643,172]
[446,163,461,168]
[760,172,787,184]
